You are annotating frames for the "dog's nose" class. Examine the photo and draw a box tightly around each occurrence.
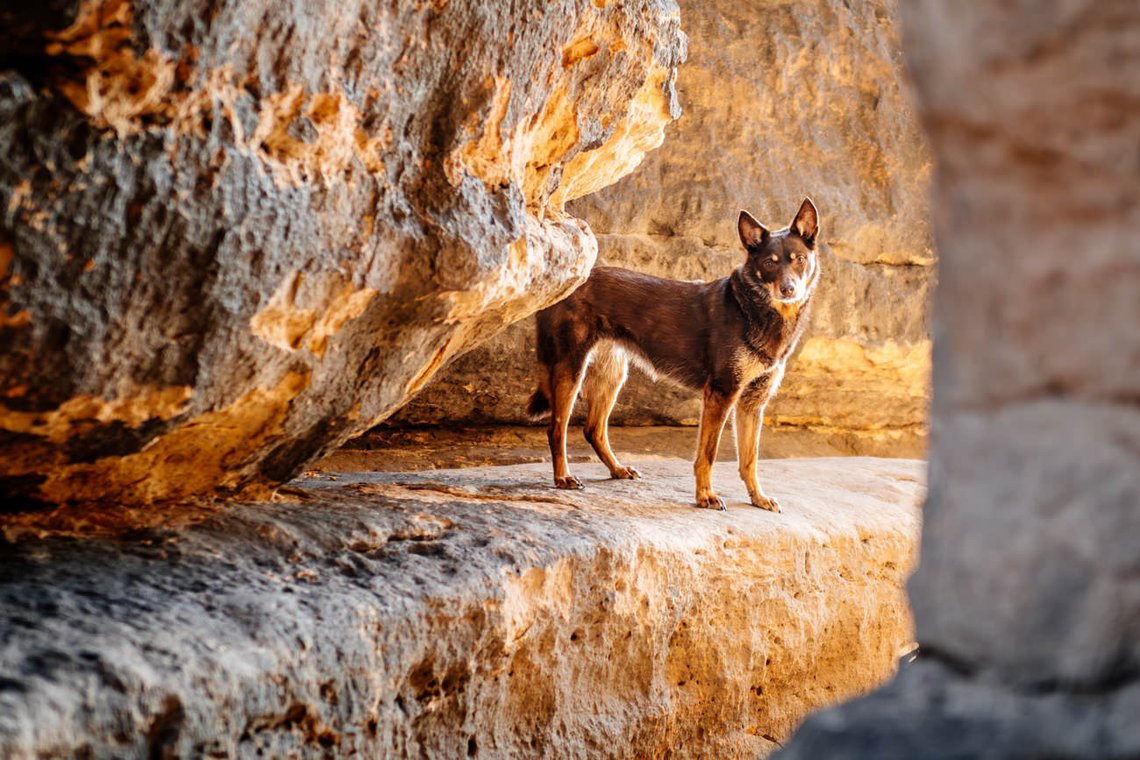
[780,282,797,298]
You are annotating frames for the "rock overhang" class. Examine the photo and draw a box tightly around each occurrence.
[0,0,687,507]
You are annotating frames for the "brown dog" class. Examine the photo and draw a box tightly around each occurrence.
[527,199,820,511]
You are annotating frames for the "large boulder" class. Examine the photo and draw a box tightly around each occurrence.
[395,0,933,459]
[778,1,1140,757]
[0,0,685,507]
[0,457,921,758]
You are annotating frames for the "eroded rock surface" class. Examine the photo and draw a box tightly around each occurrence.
[0,0,684,506]
[0,457,921,758]
[396,0,933,458]
[779,1,1140,757]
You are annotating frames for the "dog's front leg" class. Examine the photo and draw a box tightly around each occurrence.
[694,386,733,511]
[735,378,780,513]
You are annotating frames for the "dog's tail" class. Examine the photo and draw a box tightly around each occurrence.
[526,387,551,419]
[528,311,554,420]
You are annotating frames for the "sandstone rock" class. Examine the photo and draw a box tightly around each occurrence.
[0,0,685,506]
[914,401,1140,687]
[903,1,1140,412]
[394,0,933,457]
[0,457,922,758]
[780,0,1140,756]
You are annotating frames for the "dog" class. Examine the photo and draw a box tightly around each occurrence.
[526,198,820,512]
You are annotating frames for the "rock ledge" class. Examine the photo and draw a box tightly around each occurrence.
[0,457,921,758]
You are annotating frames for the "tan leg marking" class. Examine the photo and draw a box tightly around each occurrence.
[548,362,584,490]
[735,376,780,512]
[581,344,639,480]
[694,386,734,511]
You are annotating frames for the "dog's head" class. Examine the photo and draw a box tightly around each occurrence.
[737,198,819,305]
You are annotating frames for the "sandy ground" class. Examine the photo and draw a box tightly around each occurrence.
[313,424,925,474]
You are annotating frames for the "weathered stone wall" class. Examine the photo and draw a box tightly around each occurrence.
[396,0,933,458]
[779,1,1140,757]
[0,457,921,758]
[0,0,685,507]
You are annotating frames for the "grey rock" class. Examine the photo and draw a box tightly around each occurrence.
[777,658,1140,760]
[913,401,1140,688]
[780,0,1140,755]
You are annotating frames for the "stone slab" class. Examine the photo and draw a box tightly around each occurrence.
[0,457,922,758]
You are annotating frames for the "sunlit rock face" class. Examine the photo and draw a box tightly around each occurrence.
[0,458,921,758]
[396,0,933,458]
[0,0,685,506]
[778,1,1140,757]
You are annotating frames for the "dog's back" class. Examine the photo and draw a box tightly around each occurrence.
[531,267,748,397]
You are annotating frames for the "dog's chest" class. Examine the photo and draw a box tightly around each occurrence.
[734,311,804,387]
[733,346,780,387]
[750,310,798,355]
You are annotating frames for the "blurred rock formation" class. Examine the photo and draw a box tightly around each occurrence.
[779,1,1140,756]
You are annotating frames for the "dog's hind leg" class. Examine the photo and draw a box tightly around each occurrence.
[735,374,780,513]
[693,386,734,511]
[548,355,588,490]
[581,343,639,480]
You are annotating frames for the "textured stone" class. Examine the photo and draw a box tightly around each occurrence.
[905,1,1140,411]
[0,0,685,506]
[395,0,933,456]
[780,0,1140,756]
[0,457,922,758]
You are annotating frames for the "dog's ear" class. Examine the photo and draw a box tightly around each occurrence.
[791,198,819,246]
[738,210,769,250]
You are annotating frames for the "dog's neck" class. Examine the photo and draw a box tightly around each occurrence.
[730,259,819,329]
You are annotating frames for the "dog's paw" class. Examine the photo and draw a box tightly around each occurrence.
[750,494,781,513]
[554,474,584,490]
[610,466,640,480]
[697,493,727,511]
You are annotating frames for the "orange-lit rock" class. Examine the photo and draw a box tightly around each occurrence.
[0,0,685,506]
